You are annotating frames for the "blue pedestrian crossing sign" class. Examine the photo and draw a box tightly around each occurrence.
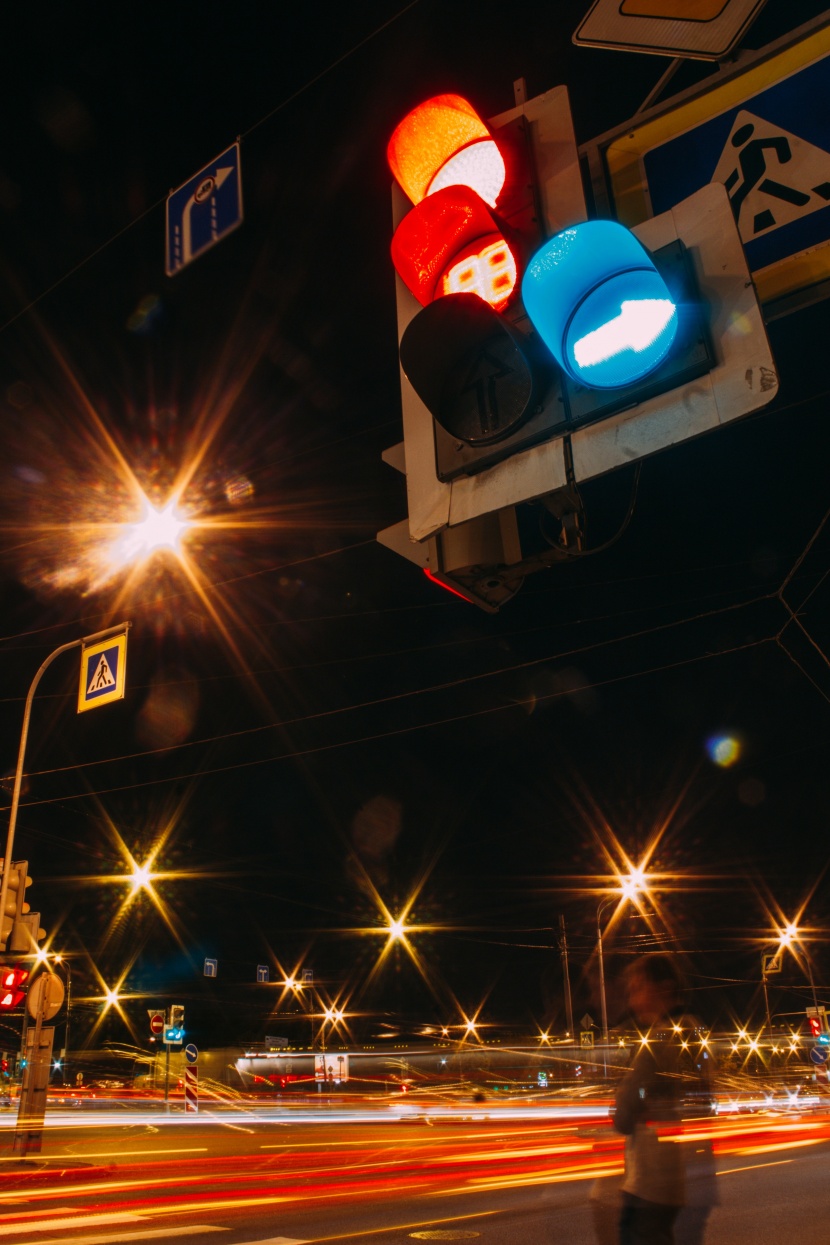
[165,142,243,276]
[77,630,128,713]
[604,24,830,309]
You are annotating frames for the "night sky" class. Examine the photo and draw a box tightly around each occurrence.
[1,1,829,1054]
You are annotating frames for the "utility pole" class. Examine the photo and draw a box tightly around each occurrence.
[559,915,575,1039]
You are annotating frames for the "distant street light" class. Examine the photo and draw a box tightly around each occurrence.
[129,861,154,894]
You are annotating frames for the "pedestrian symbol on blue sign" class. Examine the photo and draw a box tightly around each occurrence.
[712,111,830,241]
[77,630,128,714]
[166,142,243,276]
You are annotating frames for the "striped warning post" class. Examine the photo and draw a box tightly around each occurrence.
[185,1064,198,1112]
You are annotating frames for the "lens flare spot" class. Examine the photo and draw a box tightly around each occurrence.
[224,474,255,505]
[707,734,741,767]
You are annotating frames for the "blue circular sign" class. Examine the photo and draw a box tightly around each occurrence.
[809,1045,828,1064]
[184,1043,198,1064]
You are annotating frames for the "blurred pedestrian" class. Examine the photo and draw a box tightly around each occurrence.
[612,955,689,1245]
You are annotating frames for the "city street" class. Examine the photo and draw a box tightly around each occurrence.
[2,5,830,1245]
[0,1100,828,1244]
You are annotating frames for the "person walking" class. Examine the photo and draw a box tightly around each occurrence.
[612,955,689,1245]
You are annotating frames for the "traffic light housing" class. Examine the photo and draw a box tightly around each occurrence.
[165,1003,185,1043]
[0,965,29,1010]
[379,84,778,609]
[808,1015,822,1038]
[0,860,32,953]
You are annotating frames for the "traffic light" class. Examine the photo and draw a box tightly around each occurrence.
[379,84,778,609]
[0,859,32,953]
[388,91,568,485]
[808,1014,822,1038]
[0,965,29,1010]
[165,1003,185,1043]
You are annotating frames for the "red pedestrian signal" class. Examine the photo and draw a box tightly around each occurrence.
[391,186,518,311]
[0,965,29,1009]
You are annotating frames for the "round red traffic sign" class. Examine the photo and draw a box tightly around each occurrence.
[150,1013,164,1036]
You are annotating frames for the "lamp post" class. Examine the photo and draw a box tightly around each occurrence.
[596,870,650,1064]
[779,921,821,1013]
[52,955,72,1085]
[597,897,616,1049]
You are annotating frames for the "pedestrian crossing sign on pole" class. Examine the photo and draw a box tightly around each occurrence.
[597,22,830,310]
[77,629,128,713]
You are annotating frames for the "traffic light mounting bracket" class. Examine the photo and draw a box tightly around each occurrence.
[568,180,778,484]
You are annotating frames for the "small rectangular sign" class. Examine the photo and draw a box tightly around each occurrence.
[256,965,269,983]
[77,631,128,713]
[204,958,218,978]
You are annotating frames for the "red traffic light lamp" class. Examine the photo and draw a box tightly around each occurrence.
[391,185,518,311]
[808,1015,822,1038]
[0,965,29,1009]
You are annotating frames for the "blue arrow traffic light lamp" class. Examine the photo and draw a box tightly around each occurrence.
[523,220,679,388]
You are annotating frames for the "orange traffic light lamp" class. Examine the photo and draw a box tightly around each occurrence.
[387,94,506,209]
[0,965,29,1009]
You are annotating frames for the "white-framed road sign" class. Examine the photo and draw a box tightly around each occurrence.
[77,629,128,713]
[573,0,768,61]
[602,21,830,308]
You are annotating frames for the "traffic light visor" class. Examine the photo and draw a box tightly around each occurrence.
[391,186,517,309]
[399,294,539,447]
[387,94,505,208]
[522,221,679,389]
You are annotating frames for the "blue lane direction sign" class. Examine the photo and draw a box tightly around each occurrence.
[185,1043,198,1064]
[203,958,218,978]
[810,1045,828,1065]
[77,630,128,713]
[166,142,243,276]
[256,965,269,983]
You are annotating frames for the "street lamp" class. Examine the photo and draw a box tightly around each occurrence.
[597,870,650,1047]
[779,920,820,1012]
[52,955,72,1086]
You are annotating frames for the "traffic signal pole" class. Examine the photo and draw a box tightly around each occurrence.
[0,623,130,950]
